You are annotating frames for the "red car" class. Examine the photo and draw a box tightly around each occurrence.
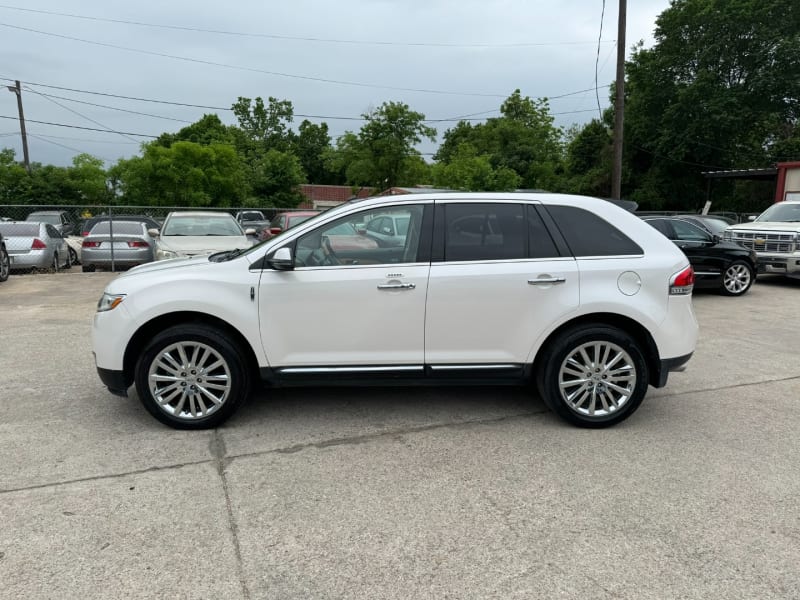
[259,211,321,241]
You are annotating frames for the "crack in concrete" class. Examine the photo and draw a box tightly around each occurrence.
[652,374,800,400]
[212,430,251,600]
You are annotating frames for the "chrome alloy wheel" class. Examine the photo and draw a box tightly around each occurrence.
[147,341,232,420]
[723,263,751,295]
[558,342,636,418]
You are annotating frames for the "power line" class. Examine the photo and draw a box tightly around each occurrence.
[0,23,509,98]
[595,0,606,119]
[0,114,156,137]
[25,89,194,124]
[25,86,141,143]
[25,132,140,144]
[0,4,616,49]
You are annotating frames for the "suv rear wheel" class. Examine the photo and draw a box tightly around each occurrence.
[538,325,649,428]
[0,244,8,282]
[134,324,252,429]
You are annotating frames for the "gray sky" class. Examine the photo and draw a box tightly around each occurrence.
[0,0,668,167]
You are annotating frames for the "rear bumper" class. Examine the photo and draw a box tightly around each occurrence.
[8,251,50,269]
[656,352,694,388]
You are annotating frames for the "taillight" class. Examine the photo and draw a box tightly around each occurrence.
[669,266,695,295]
[82,241,101,248]
[31,238,47,249]
[82,231,90,236]
[127,241,149,248]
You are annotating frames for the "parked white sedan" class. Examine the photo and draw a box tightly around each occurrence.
[152,211,253,260]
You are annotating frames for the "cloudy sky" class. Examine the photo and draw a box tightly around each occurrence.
[0,0,669,167]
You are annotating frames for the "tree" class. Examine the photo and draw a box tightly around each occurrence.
[563,120,613,197]
[294,120,337,184]
[249,149,306,207]
[435,90,564,190]
[231,96,295,151]
[113,141,247,206]
[432,143,521,191]
[623,0,800,209]
[154,114,238,148]
[333,101,436,189]
[0,148,32,203]
[68,153,110,204]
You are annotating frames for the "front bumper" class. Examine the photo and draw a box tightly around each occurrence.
[97,366,129,397]
[757,254,800,277]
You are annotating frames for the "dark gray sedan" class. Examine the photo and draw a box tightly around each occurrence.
[81,221,156,272]
[0,221,71,272]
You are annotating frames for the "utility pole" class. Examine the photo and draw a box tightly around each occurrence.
[6,80,31,172]
[611,0,627,199]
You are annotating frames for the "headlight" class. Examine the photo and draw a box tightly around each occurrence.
[157,247,178,259]
[97,292,126,312]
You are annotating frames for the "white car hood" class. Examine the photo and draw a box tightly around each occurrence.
[158,235,250,255]
[728,221,800,232]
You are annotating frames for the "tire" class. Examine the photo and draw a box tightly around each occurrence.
[64,247,73,269]
[0,244,9,282]
[68,246,78,267]
[51,253,60,273]
[134,324,252,429]
[537,325,649,428]
[720,260,754,296]
[82,264,95,273]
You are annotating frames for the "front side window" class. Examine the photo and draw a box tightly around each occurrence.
[671,219,711,242]
[295,205,425,267]
[443,203,525,261]
[547,205,643,256]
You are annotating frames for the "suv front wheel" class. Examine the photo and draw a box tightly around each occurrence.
[134,324,252,429]
[538,325,649,428]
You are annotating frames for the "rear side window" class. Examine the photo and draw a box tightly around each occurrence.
[546,205,643,256]
[645,218,674,238]
[527,206,560,258]
[444,203,525,261]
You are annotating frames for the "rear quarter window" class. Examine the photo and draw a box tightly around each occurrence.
[546,205,643,256]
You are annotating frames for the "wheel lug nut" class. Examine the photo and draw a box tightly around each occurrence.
[191,370,196,375]
[181,382,186,386]
[181,372,186,377]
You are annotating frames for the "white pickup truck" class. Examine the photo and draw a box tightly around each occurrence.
[723,200,800,279]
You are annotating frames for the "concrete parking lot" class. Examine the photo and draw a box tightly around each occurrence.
[1,271,799,599]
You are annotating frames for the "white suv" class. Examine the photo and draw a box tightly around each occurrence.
[92,193,698,429]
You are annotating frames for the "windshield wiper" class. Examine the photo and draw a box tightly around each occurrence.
[208,248,246,262]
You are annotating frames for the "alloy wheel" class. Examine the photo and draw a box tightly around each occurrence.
[558,341,637,418]
[147,341,232,420]
[723,263,751,295]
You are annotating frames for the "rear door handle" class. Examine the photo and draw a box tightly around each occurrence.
[377,283,416,290]
[528,277,566,285]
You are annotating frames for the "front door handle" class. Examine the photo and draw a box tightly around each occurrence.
[377,282,416,290]
[528,277,566,285]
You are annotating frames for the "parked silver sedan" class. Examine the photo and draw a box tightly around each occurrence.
[0,221,71,271]
[81,221,156,272]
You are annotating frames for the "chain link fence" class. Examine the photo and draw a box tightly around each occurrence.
[0,204,296,275]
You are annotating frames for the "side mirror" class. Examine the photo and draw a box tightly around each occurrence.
[712,234,721,243]
[269,226,282,235]
[245,228,256,236]
[747,215,757,221]
[268,247,294,270]
[148,228,160,238]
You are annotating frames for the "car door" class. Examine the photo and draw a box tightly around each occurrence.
[424,201,579,368]
[669,219,720,278]
[258,203,431,369]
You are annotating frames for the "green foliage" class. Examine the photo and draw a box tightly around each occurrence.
[0,148,31,203]
[113,141,247,206]
[624,0,800,208]
[436,90,564,190]
[294,120,338,184]
[232,96,295,151]
[250,149,306,207]
[68,154,111,203]
[563,120,613,197]
[332,101,436,190]
[432,143,521,191]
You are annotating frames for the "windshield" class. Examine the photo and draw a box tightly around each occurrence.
[240,212,264,221]
[26,214,61,225]
[163,214,244,236]
[287,215,316,228]
[755,203,800,222]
